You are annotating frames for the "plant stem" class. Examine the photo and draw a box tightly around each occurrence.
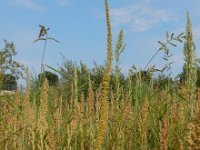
[145,49,161,70]
[41,34,48,74]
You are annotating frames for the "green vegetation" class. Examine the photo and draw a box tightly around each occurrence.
[1,1,200,149]
[1,74,17,91]
[38,71,59,86]
[0,40,24,90]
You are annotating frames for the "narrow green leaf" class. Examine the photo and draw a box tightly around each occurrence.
[158,41,165,47]
[154,68,162,72]
[166,31,169,41]
[168,41,177,47]
[47,37,60,43]
[175,38,183,42]
[163,57,168,61]
[33,38,46,43]
[45,64,65,76]
[171,33,174,39]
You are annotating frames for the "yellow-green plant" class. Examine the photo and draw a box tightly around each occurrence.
[115,29,125,108]
[183,12,197,119]
[87,75,95,119]
[95,0,113,149]
[73,67,78,109]
[39,78,49,149]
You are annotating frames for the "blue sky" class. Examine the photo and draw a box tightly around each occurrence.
[1,0,200,85]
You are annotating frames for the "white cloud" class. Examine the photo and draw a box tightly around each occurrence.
[110,4,176,32]
[8,0,46,11]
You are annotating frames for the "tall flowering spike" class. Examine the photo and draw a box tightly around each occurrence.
[39,78,49,129]
[115,29,125,108]
[160,115,167,150]
[15,89,20,107]
[73,67,78,109]
[23,66,34,124]
[96,84,102,118]
[25,67,30,100]
[80,92,85,114]
[87,75,95,118]
[95,0,113,149]
[183,12,197,119]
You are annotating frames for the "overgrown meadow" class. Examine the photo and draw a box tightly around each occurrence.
[1,0,200,149]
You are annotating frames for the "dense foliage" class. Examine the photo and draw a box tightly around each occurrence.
[38,71,59,86]
[1,74,17,91]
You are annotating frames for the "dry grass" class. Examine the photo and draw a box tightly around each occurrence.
[0,1,199,150]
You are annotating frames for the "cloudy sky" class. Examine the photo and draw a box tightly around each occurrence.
[0,0,200,85]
